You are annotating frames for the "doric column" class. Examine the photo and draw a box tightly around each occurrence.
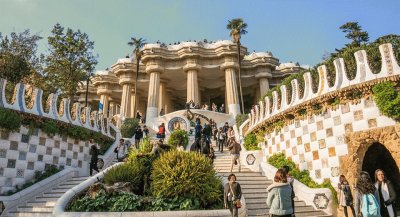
[158,82,166,115]
[114,60,135,118]
[130,92,138,118]
[109,101,115,117]
[184,59,201,104]
[145,60,164,122]
[221,60,240,116]
[97,87,111,118]
[255,68,272,97]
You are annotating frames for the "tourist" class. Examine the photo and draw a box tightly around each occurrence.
[134,126,143,149]
[212,103,217,112]
[202,123,212,144]
[89,144,99,176]
[354,171,380,217]
[338,175,356,217]
[117,139,126,162]
[156,123,166,139]
[143,125,149,138]
[222,122,229,147]
[217,127,224,152]
[266,169,294,217]
[195,122,202,140]
[224,174,242,217]
[219,104,225,113]
[136,110,141,120]
[209,147,215,163]
[281,165,296,216]
[228,138,241,172]
[227,126,235,147]
[159,108,165,116]
[374,169,396,217]
[195,103,200,109]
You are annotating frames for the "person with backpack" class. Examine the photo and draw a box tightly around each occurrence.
[374,169,396,217]
[338,175,356,217]
[156,123,166,139]
[355,171,380,217]
[266,169,294,217]
[282,166,296,217]
[224,173,242,217]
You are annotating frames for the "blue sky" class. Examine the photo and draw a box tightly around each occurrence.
[1,0,399,70]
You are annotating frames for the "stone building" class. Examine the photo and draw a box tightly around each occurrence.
[77,40,303,123]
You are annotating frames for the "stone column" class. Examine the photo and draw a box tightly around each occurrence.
[120,84,132,117]
[221,61,240,116]
[145,60,164,122]
[115,65,135,118]
[158,82,166,115]
[97,87,111,118]
[109,101,115,117]
[184,59,201,104]
[256,69,272,97]
[130,93,138,118]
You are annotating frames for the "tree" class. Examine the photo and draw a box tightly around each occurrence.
[339,22,369,47]
[0,30,42,83]
[227,18,248,114]
[128,37,146,117]
[44,23,97,99]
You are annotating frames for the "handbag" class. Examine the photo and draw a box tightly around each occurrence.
[114,147,118,153]
[229,183,242,208]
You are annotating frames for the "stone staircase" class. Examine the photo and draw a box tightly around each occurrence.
[6,176,89,217]
[214,151,328,217]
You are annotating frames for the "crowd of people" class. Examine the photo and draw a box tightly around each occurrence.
[185,100,225,113]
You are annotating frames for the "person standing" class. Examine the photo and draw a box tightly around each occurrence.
[266,169,294,217]
[117,139,126,162]
[222,122,229,147]
[374,169,396,217]
[157,123,166,139]
[224,174,242,217]
[220,104,225,113]
[228,138,241,173]
[281,166,296,216]
[89,144,99,176]
[338,175,356,217]
[159,108,165,116]
[134,126,143,149]
[217,127,224,152]
[143,125,149,138]
[354,171,380,217]
[227,126,235,147]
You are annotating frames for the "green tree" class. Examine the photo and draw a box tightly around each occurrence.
[128,37,146,116]
[44,23,97,98]
[227,18,248,114]
[339,22,369,47]
[0,30,42,83]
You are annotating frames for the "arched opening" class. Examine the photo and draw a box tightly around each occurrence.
[362,142,400,209]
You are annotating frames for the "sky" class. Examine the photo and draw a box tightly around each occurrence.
[1,0,399,71]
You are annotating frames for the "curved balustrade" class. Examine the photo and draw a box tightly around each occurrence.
[0,79,117,138]
[246,43,400,134]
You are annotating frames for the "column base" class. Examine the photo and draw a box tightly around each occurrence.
[146,107,158,123]
[228,104,241,116]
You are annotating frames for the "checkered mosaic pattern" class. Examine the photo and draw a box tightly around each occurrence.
[0,126,92,194]
[263,97,396,185]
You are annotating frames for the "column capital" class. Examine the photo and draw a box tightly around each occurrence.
[145,59,164,74]
[255,72,272,79]
[183,58,202,72]
[97,88,112,96]
[220,61,239,71]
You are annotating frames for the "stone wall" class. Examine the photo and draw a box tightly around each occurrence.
[242,43,400,186]
[0,126,97,194]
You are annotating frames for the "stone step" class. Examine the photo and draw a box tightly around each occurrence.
[242,188,268,194]
[241,184,271,189]
[247,204,316,212]
[245,198,306,206]
[16,206,53,212]
[219,172,263,177]
[42,192,65,197]
[25,201,57,207]
[70,176,89,181]
[237,180,271,185]
[7,211,53,217]
[247,208,326,216]
[242,193,268,199]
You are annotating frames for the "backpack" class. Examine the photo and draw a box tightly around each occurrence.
[361,193,380,217]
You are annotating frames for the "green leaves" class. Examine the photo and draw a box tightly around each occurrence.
[235,114,248,127]
[373,81,400,121]
[0,107,22,132]
[120,118,139,138]
[243,133,261,151]
[167,129,189,148]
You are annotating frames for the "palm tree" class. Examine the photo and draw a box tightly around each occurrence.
[128,37,146,118]
[227,18,247,114]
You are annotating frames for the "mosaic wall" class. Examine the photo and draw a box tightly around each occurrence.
[0,126,95,194]
[262,98,396,184]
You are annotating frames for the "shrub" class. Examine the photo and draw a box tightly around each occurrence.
[103,163,142,193]
[139,137,152,153]
[68,189,111,211]
[268,153,337,203]
[110,192,141,211]
[243,133,261,151]
[0,107,22,132]
[151,151,222,208]
[235,114,248,127]
[120,118,139,138]
[373,81,400,121]
[41,120,59,136]
[167,129,189,148]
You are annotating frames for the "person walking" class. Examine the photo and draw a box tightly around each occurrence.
[338,175,356,217]
[227,126,235,147]
[281,166,296,216]
[266,169,294,217]
[89,144,99,176]
[217,127,224,152]
[224,174,242,217]
[374,169,396,217]
[228,138,241,172]
[354,171,380,217]
[134,126,143,149]
[222,122,229,147]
